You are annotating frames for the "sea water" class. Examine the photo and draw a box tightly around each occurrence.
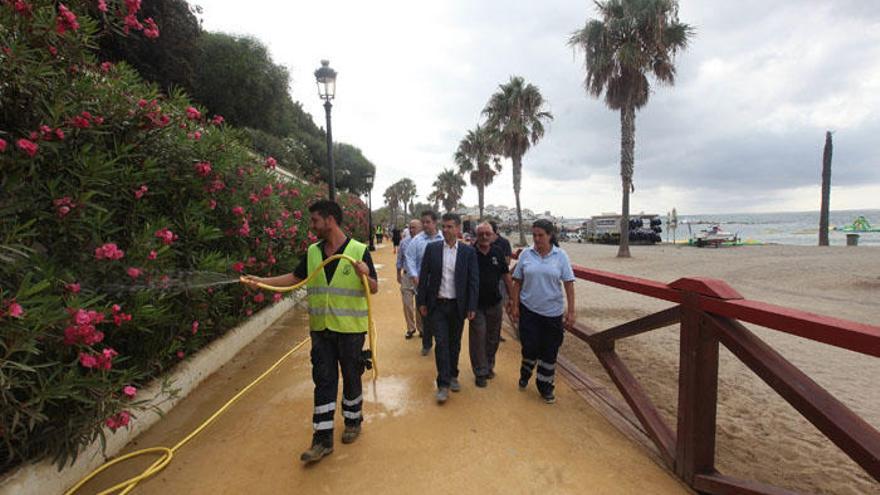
[669,209,880,246]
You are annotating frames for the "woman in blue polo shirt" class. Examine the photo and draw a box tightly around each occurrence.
[510,219,576,404]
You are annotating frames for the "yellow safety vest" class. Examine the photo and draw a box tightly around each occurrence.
[306,240,369,333]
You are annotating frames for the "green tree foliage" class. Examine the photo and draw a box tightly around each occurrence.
[333,143,377,195]
[569,0,692,257]
[192,33,297,137]
[0,1,368,472]
[483,76,553,246]
[95,0,201,97]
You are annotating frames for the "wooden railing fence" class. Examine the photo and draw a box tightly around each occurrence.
[559,264,880,495]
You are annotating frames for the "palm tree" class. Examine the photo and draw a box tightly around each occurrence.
[426,190,441,212]
[432,169,466,213]
[569,0,693,257]
[395,178,417,220]
[483,76,553,246]
[455,125,501,221]
[383,183,401,225]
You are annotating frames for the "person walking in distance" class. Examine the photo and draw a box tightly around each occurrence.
[405,210,444,355]
[391,224,402,254]
[397,219,422,339]
[241,200,378,463]
[470,222,514,387]
[417,213,479,403]
[509,219,576,404]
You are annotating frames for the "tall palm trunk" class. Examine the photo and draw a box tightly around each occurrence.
[618,104,635,258]
[818,131,833,246]
[478,184,485,220]
[512,155,526,246]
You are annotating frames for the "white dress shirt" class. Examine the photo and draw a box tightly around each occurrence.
[438,240,459,299]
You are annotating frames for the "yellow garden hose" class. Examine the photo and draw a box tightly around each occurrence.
[66,254,377,495]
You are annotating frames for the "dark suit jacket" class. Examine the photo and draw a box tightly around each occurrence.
[416,240,479,319]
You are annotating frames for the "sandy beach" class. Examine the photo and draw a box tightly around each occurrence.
[558,242,879,495]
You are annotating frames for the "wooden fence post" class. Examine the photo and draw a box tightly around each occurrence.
[670,278,743,485]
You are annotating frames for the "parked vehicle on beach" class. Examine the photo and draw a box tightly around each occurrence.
[583,213,662,244]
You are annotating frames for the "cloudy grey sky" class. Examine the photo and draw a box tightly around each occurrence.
[196,0,880,217]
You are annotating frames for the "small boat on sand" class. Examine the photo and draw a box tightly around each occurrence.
[690,225,739,247]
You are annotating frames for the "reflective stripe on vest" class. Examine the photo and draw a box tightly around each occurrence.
[306,239,369,333]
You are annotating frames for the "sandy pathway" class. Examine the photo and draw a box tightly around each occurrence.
[80,244,690,495]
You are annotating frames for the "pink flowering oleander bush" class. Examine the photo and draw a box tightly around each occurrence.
[0,0,368,473]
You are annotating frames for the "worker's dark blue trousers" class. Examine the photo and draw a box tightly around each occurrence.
[310,330,365,447]
[518,304,564,396]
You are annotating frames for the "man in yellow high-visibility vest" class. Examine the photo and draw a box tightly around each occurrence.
[242,200,378,464]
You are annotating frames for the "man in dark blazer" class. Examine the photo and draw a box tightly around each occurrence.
[417,213,479,403]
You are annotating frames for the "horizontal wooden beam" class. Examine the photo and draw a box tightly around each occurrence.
[571,265,682,303]
[693,473,802,495]
[594,349,676,467]
[701,297,880,358]
[589,306,681,344]
[706,315,880,481]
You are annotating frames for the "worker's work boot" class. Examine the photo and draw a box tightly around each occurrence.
[300,443,333,463]
[341,424,361,444]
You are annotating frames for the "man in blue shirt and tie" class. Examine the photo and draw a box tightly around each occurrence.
[405,210,444,355]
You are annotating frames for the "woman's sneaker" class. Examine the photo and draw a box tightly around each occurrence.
[542,393,556,404]
[518,378,528,390]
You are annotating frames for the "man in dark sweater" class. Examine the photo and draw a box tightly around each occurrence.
[470,222,514,387]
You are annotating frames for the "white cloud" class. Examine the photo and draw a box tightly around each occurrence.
[195,0,880,216]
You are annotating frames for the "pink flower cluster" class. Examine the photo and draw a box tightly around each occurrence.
[12,0,33,16]
[143,17,159,39]
[194,161,212,177]
[79,348,118,370]
[53,196,76,218]
[65,282,81,294]
[64,308,105,346]
[185,107,201,120]
[105,410,130,431]
[16,138,38,157]
[134,184,148,199]
[123,385,137,398]
[1,299,24,319]
[0,138,6,152]
[126,267,142,279]
[191,320,199,334]
[95,242,125,260]
[69,111,102,129]
[56,4,80,34]
[38,125,65,141]
[111,304,132,326]
[154,228,178,245]
[265,157,277,169]
[211,115,224,125]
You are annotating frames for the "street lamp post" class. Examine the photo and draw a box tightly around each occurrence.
[365,172,375,251]
[314,60,338,202]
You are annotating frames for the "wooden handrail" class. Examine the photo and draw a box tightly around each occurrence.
[569,263,880,357]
